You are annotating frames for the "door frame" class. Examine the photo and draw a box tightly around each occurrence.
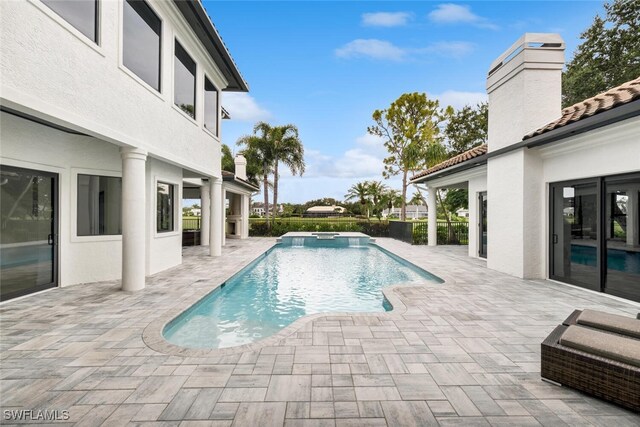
[0,164,59,301]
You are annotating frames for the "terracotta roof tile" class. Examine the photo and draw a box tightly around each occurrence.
[524,77,640,140]
[411,144,488,181]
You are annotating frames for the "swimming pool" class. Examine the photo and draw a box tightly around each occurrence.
[163,236,441,349]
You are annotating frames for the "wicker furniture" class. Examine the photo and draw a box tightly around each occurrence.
[542,310,640,412]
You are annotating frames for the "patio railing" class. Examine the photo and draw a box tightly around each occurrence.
[183,217,201,230]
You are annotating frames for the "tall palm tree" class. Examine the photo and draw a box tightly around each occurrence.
[345,181,371,217]
[269,124,305,222]
[237,122,273,220]
[367,181,389,220]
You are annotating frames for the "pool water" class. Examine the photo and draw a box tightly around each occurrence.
[571,244,640,274]
[163,243,441,349]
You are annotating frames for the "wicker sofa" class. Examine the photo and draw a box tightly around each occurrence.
[541,309,640,411]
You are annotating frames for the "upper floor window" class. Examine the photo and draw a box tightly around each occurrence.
[204,77,219,135]
[123,0,161,91]
[174,40,196,119]
[42,0,98,42]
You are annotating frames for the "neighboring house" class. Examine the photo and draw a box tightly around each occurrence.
[382,205,427,219]
[251,202,283,217]
[411,33,640,302]
[305,205,345,217]
[0,0,248,300]
[456,208,469,218]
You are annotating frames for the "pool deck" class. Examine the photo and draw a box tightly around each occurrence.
[1,237,639,426]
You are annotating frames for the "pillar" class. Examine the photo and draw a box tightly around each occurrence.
[210,178,222,256]
[200,181,210,246]
[427,187,437,246]
[241,194,250,238]
[222,189,227,246]
[120,147,147,291]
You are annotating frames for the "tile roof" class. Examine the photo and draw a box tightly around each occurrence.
[524,77,640,140]
[411,144,488,181]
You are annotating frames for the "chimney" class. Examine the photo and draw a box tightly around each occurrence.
[234,154,247,180]
[486,33,565,151]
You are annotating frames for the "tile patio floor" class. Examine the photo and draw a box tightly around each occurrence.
[1,238,639,426]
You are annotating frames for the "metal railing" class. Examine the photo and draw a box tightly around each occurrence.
[182,217,201,230]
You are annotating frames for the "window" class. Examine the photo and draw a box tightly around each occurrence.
[204,77,218,134]
[77,174,121,236]
[174,40,196,118]
[123,0,161,91]
[42,0,98,42]
[157,182,175,232]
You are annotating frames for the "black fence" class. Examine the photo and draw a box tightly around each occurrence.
[392,221,468,245]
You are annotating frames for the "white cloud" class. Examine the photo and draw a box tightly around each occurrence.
[335,39,474,61]
[362,12,412,27]
[223,93,271,122]
[432,90,487,110]
[428,4,498,30]
[335,39,406,61]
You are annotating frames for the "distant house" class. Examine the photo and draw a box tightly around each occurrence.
[456,208,469,218]
[382,205,427,219]
[252,202,283,217]
[305,205,345,218]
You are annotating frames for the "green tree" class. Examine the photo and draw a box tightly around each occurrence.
[367,181,389,220]
[444,103,488,156]
[345,181,372,217]
[562,0,640,107]
[267,124,305,222]
[368,92,449,221]
[221,144,235,173]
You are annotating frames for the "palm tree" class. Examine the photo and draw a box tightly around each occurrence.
[345,181,372,217]
[367,181,389,220]
[221,144,235,172]
[268,124,305,222]
[237,123,273,221]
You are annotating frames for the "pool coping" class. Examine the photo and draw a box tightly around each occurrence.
[142,241,456,357]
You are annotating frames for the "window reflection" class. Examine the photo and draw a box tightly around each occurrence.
[42,0,98,42]
[123,0,161,91]
[174,40,196,118]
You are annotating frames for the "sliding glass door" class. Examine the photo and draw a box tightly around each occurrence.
[479,192,487,258]
[0,165,57,301]
[604,174,640,301]
[550,173,639,302]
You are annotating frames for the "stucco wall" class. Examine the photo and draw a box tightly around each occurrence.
[146,158,183,276]
[0,0,224,178]
[0,112,123,286]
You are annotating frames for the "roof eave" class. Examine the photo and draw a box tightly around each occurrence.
[523,99,640,148]
[410,155,488,184]
[173,0,249,92]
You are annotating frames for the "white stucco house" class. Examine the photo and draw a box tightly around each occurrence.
[305,205,346,217]
[412,33,640,302]
[0,0,251,300]
[383,205,428,219]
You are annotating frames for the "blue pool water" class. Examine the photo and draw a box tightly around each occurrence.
[163,242,441,349]
[571,244,640,274]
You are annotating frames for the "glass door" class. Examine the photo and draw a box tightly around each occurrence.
[604,174,640,301]
[0,165,57,301]
[479,192,487,258]
[550,180,600,291]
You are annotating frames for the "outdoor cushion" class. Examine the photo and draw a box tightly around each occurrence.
[560,325,640,368]
[577,309,640,339]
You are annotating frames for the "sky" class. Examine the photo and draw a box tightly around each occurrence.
[203,0,605,204]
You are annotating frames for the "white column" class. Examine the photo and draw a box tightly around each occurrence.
[210,178,222,256]
[200,181,210,246]
[222,189,227,246]
[427,187,437,247]
[241,194,250,239]
[120,147,147,291]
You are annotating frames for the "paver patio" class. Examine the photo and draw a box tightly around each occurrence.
[1,238,639,426]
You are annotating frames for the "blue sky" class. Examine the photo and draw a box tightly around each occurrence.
[204,1,605,204]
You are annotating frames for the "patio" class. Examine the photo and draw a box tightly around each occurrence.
[1,238,639,426]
